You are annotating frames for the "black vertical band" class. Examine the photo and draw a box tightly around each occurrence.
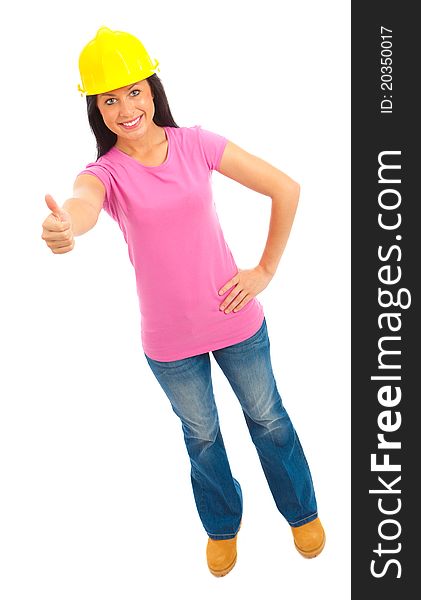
[352,1,418,596]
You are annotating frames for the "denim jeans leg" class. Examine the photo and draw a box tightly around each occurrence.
[212,317,318,527]
[144,351,243,540]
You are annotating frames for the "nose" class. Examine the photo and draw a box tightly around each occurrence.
[118,96,137,119]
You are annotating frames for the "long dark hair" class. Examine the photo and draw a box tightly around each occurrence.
[86,73,179,159]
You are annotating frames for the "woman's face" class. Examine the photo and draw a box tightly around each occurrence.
[96,79,155,139]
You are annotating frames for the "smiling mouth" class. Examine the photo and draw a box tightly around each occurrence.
[119,115,142,129]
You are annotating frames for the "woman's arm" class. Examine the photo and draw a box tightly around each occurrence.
[218,140,300,277]
[216,141,300,314]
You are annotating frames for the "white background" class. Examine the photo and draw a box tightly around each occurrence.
[0,1,350,598]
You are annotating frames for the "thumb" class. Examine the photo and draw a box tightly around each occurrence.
[45,193,69,222]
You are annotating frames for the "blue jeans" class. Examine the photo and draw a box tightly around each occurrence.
[144,317,318,540]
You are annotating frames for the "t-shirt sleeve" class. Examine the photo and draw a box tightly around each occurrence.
[76,163,112,214]
[196,126,229,171]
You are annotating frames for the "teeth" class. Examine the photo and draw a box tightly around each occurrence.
[121,116,140,127]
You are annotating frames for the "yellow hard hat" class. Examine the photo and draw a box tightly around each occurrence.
[77,26,159,96]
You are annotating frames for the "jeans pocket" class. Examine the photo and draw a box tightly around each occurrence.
[243,316,267,343]
[222,316,267,352]
[145,352,186,369]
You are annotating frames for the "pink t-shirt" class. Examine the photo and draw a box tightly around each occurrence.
[78,125,264,361]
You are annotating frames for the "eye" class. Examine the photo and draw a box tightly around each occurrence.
[104,89,140,106]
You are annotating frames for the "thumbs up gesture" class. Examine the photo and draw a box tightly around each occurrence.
[41,194,75,254]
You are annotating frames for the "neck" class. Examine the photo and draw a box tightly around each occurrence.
[116,123,164,156]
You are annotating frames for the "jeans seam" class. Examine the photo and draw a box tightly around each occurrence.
[207,527,241,537]
[289,511,318,526]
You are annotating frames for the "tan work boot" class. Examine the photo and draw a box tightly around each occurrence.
[206,522,241,577]
[291,517,326,558]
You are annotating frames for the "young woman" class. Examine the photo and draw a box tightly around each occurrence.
[41,26,325,577]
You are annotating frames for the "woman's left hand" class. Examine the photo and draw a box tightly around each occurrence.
[218,265,274,314]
